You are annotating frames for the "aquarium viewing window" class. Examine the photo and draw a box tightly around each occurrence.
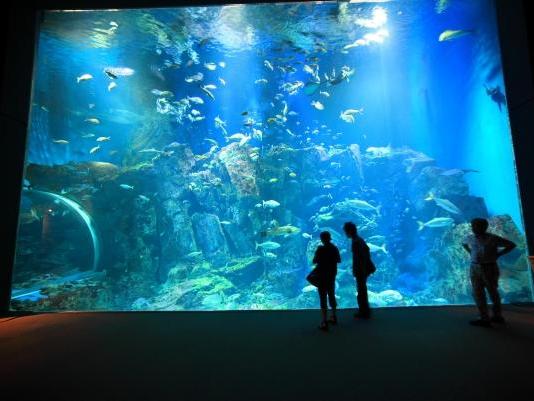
[11,0,533,311]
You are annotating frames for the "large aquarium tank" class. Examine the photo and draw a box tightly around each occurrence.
[11,0,533,311]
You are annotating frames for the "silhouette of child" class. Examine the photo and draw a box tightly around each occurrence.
[312,231,341,331]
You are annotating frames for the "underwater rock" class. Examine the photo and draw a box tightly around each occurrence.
[413,214,532,305]
[218,143,258,196]
[25,162,121,192]
[218,256,263,287]
[131,297,151,310]
[191,213,229,265]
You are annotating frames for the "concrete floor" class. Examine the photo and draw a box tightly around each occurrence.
[0,306,533,401]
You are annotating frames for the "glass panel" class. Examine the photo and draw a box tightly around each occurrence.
[11,0,533,311]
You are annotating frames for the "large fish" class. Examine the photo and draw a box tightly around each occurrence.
[425,193,461,214]
[104,67,135,77]
[417,217,454,231]
[438,29,473,42]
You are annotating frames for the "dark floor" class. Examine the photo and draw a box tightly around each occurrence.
[1,306,533,401]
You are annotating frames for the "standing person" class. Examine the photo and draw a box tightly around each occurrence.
[462,218,516,327]
[312,231,341,331]
[343,222,375,319]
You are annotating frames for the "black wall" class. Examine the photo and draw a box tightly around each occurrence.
[1,0,533,313]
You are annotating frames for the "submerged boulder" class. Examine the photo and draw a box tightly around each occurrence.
[191,213,229,265]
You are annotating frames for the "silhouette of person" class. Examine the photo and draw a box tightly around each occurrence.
[312,231,341,331]
[462,217,516,327]
[343,222,374,319]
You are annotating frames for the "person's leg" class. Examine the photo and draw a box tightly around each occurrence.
[483,264,503,321]
[355,274,370,317]
[318,286,328,329]
[327,281,337,323]
[470,264,490,322]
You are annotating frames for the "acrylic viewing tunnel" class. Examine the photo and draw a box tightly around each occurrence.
[11,0,534,311]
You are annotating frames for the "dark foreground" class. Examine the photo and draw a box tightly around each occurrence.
[1,306,533,401]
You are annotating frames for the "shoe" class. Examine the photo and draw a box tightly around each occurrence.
[491,316,506,324]
[327,316,337,325]
[469,319,492,327]
[318,321,328,331]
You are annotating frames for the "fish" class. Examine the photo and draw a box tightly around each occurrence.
[109,21,118,28]
[200,85,215,100]
[288,172,297,178]
[438,29,473,42]
[190,109,201,116]
[96,136,111,142]
[368,243,388,254]
[204,62,217,71]
[89,146,101,154]
[435,0,449,13]
[268,178,279,184]
[85,118,100,125]
[319,91,330,97]
[138,148,162,154]
[107,82,117,91]
[187,96,204,104]
[262,225,300,237]
[484,84,506,111]
[151,89,173,97]
[264,60,274,71]
[138,195,150,202]
[239,135,251,146]
[440,168,479,176]
[340,108,363,123]
[366,145,392,158]
[302,285,316,293]
[214,116,227,135]
[104,67,134,77]
[185,72,204,83]
[303,64,315,75]
[185,251,202,258]
[311,100,324,110]
[306,193,333,209]
[228,133,247,141]
[220,220,232,225]
[255,241,281,250]
[425,193,461,214]
[218,61,226,68]
[255,78,268,84]
[77,73,93,83]
[262,200,280,208]
[53,139,69,144]
[417,217,454,231]
[252,128,263,141]
[264,252,277,259]
[109,150,118,156]
[218,78,226,86]
[281,80,304,95]
[120,184,134,190]
[302,233,312,239]
[345,199,381,214]
[203,84,217,90]
[327,65,354,85]
[104,70,118,79]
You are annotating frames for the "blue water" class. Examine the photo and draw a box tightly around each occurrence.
[12,0,533,311]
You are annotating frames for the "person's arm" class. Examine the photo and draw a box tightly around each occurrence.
[313,248,320,265]
[335,247,341,264]
[496,236,516,258]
